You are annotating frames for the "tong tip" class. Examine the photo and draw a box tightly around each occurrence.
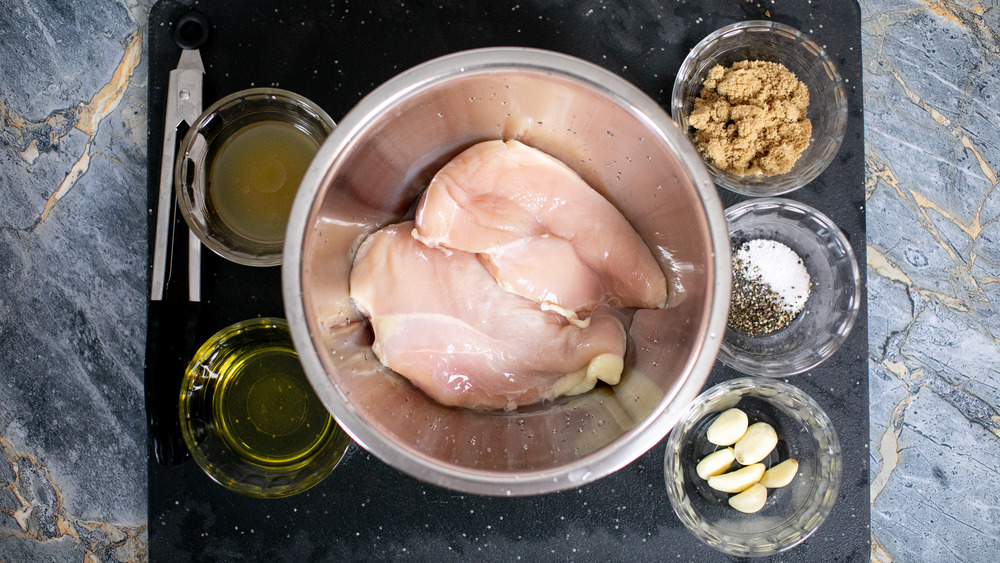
[177,49,205,73]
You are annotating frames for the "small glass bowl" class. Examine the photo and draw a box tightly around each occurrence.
[670,21,848,196]
[175,88,335,266]
[719,198,859,376]
[664,378,842,557]
[179,318,350,498]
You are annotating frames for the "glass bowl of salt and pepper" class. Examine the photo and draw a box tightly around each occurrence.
[717,198,860,376]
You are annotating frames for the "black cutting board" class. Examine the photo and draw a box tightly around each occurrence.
[145,1,868,560]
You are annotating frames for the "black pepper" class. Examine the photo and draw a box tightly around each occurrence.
[730,256,796,335]
[728,239,811,336]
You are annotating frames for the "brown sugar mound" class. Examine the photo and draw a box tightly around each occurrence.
[688,60,811,176]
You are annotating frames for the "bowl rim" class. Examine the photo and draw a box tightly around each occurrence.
[669,20,848,197]
[282,46,732,496]
[717,197,861,376]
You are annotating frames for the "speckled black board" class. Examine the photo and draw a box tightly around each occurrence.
[145,1,868,560]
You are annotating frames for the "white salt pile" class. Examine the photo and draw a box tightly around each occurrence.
[735,239,810,315]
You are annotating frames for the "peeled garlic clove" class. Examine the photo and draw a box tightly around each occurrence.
[729,483,767,513]
[696,447,736,480]
[760,458,799,488]
[734,422,778,465]
[706,408,748,446]
[707,463,765,493]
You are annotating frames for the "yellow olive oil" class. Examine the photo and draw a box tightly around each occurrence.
[211,342,334,467]
[180,318,349,497]
[208,120,318,244]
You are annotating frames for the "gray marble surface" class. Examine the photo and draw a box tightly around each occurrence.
[863,2,1000,561]
[1,0,997,560]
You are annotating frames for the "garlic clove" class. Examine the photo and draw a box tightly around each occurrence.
[760,458,799,488]
[695,447,736,480]
[729,483,768,513]
[734,422,778,465]
[706,408,749,446]
[707,463,765,493]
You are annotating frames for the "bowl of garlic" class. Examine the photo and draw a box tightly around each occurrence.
[663,377,842,557]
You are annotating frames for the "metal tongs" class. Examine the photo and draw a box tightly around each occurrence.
[146,11,209,466]
[151,13,208,303]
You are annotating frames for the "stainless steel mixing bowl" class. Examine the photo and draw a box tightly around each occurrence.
[283,47,730,496]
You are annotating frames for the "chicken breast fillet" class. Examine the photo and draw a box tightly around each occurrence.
[350,222,627,410]
[413,139,668,319]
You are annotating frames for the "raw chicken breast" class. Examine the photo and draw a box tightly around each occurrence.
[350,222,627,410]
[475,235,603,328]
[413,139,668,317]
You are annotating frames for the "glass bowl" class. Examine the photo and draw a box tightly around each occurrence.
[179,318,351,498]
[670,21,848,196]
[664,377,842,557]
[175,88,335,266]
[718,198,859,376]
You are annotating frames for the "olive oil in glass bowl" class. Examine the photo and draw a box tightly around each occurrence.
[179,318,350,498]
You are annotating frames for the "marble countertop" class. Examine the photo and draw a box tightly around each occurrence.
[1,0,997,560]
